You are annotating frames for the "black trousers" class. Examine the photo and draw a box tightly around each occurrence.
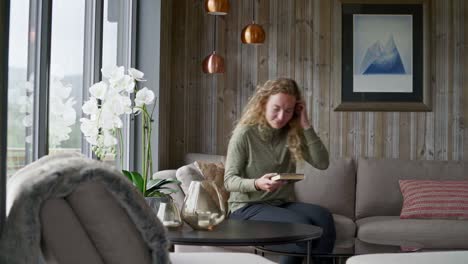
[230,202,336,264]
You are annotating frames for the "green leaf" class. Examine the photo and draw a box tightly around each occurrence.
[125,171,144,194]
[122,170,133,182]
[146,179,181,193]
[145,190,165,197]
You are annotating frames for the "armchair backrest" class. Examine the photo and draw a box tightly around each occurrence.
[41,182,152,264]
[0,154,169,264]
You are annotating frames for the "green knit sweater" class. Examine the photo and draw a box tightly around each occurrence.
[224,125,329,213]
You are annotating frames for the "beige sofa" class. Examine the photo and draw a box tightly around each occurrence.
[153,153,468,255]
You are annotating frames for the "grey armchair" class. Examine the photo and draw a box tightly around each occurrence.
[0,154,274,264]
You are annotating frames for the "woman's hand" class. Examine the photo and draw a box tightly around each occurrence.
[295,100,311,129]
[255,173,286,192]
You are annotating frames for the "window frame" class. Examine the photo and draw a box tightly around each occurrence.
[0,0,11,234]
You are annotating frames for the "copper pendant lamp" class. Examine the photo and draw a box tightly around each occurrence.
[241,0,265,44]
[202,16,225,74]
[204,0,229,15]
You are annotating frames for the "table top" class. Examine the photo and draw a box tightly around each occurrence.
[166,219,323,246]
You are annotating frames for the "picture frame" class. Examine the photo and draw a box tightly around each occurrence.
[334,0,431,112]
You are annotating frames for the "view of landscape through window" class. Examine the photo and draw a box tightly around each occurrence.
[7,0,31,177]
[7,0,122,177]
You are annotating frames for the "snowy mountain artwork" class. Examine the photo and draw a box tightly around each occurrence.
[353,15,413,93]
[359,35,406,75]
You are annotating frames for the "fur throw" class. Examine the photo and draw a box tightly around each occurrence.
[0,153,170,264]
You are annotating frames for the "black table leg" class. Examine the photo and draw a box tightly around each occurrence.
[307,240,311,264]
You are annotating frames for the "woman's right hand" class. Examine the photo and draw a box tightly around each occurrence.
[255,173,286,192]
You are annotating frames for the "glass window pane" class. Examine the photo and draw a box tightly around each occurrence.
[48,0,85,154]
[100,0,133,165]
[7,0,32,177]
[102,0,119,68]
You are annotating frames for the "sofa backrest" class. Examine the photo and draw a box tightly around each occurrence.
[295,158,356,219]
[184,153,225,164]
[355,158,468,219]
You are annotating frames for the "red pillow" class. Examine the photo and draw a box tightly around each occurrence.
[399,180,468,220]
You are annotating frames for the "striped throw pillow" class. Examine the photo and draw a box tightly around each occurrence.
[399,180,468,220]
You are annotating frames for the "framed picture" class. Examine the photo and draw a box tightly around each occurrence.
[334,0,431,112]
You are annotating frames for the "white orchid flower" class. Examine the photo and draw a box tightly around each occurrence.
[24,81,33,92]
[80,118,99,138]
[18,95,32,114]
[135,87,155,107]
[111,74,135,93]
[103,130,118,147]
[103,94,131,116]
[128,68,145,81]
[53,82,72,99]
[85,135,98,145]
[82,98,99,115]
[99,108,117,130]
[102,65,124,80]
[22,114,32,127]
[89,81,108,100]
[18,71,77,148]
[61,107,77,126]
[112,115,123,128]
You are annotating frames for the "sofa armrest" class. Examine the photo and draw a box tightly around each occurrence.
[152,169,177,180]
[152,170,185,207]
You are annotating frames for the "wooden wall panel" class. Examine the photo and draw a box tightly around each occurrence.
[463,0,468,162]
[161,0,468,169]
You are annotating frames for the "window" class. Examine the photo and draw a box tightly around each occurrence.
[6,0,136,177]
[48,0,85,155]
[7,0,31,177]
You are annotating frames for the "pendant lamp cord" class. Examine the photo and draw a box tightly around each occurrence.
[214,16,217,51]
[252,0,255,22]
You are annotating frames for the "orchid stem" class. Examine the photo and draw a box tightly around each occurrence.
[118,129,124,169]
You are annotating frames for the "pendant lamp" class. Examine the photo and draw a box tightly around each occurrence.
[204,0,229,15]
[202,16,225,74]
[241,0,265,44]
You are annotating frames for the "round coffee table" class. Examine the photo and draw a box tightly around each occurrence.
[166,219,322,263]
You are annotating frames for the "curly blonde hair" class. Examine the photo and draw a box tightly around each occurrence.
[234,78,305,162]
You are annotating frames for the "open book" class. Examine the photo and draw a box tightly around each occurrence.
[271,173,304,182]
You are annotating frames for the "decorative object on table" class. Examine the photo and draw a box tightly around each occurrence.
[155,197,183,230]
[181,180,226,230]
[80,65,181,199]
[194,161,229,209]
[334,0,431,112]
[241,0,265,44]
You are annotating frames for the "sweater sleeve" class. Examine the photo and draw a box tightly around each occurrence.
[301,126,330,170]
[224,129,257,193]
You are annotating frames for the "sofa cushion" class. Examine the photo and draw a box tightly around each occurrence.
[184,153,226,164]
[295,158,356,219]
[332,214,356,250]
[355,158,468,219]
[356,216,468,249]
[195,161,230,207]
[175,163,204,194]
[399,180,468,220]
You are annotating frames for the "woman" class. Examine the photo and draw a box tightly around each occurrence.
[224,78,336,264]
